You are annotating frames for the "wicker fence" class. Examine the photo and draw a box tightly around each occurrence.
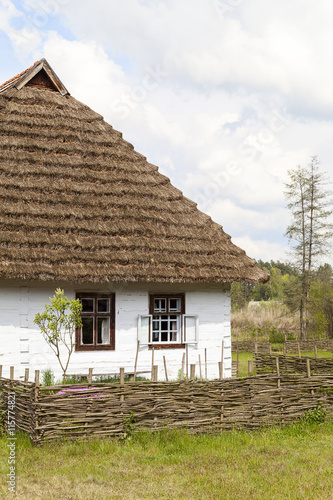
[284,340,333,354]
[255,354,333,375]
[1,369,333,444]
[232,339,333,354]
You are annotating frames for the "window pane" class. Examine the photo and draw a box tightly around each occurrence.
[152,331,159,342]
[97,299,109,313]
[81,299,94,312]
[82,317,94,344]
[154,298,166,312]
[97,317,110,344]
[161,331,168,342]
[169,298,180,312]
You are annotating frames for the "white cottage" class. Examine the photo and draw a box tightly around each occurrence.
[0,59,268,381]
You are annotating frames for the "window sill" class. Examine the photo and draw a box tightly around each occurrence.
[148,344,185,350]
[75,345,115,351]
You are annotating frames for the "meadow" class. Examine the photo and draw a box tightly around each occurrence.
[1,421,333,499]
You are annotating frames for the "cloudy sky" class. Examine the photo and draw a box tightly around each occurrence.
[1,0,333,264]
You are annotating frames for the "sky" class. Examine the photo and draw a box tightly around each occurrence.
[1,0,333,264]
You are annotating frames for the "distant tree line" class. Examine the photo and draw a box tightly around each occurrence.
[231,260,333,339]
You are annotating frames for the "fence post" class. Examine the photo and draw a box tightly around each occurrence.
[181,353,185,380]
[297,343,301,359]
[314,344,318,359]
[151,348,155,381]
[120,368,125,403]
[186,344,189,379]
[10,366,14,380]
[24,368,29,383]
[248,360,253,376]
[88,368,93,385]
[0,365,2,377]
[153,365,158,382]
[283,342,286,356]
[254,342,258,354]
[221,340,224,378]
[218,362,222,380]
[163,356,168,382]
[306,358,311,378]
[134,340,140,382]
[205,348,208,381]
[34,370,40,442]
[269,343,272,355]
[198,355,203,381]
[190,364,196,382]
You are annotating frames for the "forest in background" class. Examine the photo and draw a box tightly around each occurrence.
[231,259,333,341]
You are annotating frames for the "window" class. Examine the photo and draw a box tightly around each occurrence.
[147,294,185,346]
[75,293,115,351]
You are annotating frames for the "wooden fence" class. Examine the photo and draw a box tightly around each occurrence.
[284,340,333,354]
[232,339,333,355]
[1,368,333,444]
[255,354,333,375]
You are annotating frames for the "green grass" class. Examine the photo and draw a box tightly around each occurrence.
[1,422,333,499]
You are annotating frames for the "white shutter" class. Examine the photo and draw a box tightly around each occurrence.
[137,315,152,345]
[183,315,199,344]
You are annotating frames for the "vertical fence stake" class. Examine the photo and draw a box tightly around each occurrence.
[314,344,318,359]
[269,343,272,355]
[218,362,222,380]
[221,340,224,379]
[248,360,253,376]
[198,355,203,381]
[306,358,311,378]
[0,365,2,378]
[88,368,93,385]
[151,348,155,381]
[24,368,29,383]
[120,368,125,403]
[163,356,168,382]
[190,364,195,382]
[205,348,207,381]
[283,342,286,356]
[181,353,185,381]
[134,340,140,382]
[153,365,158,382]
[186,344,189,379]
[237,343,239,377]
[297,343,301,359]
[10,366,14,380]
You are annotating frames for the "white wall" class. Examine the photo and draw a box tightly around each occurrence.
[0,280,231,382]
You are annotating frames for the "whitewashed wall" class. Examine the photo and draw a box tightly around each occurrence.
[0,280,231,382]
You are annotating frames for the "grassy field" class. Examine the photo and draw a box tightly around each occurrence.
[1,421,333,499]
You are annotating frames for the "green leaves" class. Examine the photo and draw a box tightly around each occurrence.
[34,288,83,380]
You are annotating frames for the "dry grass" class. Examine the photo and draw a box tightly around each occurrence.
[232,301,299,340]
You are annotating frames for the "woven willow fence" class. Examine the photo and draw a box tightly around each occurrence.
[284,340,333,354]
[255,354,333,375]
[1,371,333,445]
[231,340,271,353]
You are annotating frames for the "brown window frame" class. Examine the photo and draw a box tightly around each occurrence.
[75,293,115,351]
[149,294,185,349]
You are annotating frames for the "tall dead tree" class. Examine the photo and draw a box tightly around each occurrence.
[285,156,333,339]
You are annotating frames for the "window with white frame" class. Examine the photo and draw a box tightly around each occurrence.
[75,293,115,351]
[137,294,198,347]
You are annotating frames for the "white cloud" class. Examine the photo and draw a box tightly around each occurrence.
[232,235,289,263]
[2,0,333,266]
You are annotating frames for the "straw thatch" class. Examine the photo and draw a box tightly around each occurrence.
[0,59,269,285]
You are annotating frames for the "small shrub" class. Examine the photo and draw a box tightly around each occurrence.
[301,402,327,425]
[42,369,55,387]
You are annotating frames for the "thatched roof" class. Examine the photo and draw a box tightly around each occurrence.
[0,59,269,285]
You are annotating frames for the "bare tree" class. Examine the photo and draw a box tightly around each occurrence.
[285,156,333,339]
